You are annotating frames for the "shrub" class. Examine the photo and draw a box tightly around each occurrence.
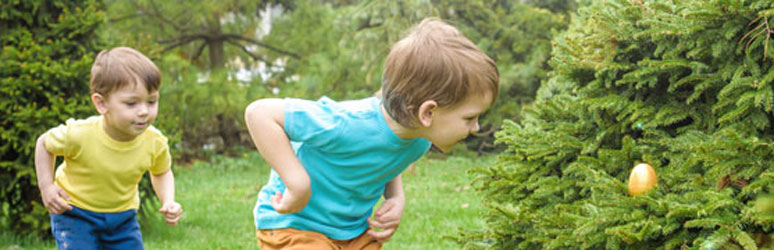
[465,0,774,248]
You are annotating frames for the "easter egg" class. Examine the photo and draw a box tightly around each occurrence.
[628,163,657,196]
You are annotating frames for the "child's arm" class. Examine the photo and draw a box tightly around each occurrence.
[34,134,72,214]
[150,169,182,226]
[245,99,311,214]
[367,172,407,242]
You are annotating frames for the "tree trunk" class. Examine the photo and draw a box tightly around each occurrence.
[208,39,225,70]
[207,14,225,70]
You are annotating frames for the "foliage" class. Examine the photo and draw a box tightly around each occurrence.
[154,53,271,160]
[260,0,386,100]
[0,0,104,236]
[465,0,774,249]
[104,0,298,70]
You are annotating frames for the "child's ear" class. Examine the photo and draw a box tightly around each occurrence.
[91,93,108,114]
[417,100,438,127]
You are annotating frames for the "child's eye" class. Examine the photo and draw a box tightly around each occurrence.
[125,102,136,106]
[148,100,157,105]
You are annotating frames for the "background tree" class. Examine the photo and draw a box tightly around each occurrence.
[463,0,774,248]
[0,0,104,236]
[105,0,299,71]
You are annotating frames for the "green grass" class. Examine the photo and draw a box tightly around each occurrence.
[1,153,493,249]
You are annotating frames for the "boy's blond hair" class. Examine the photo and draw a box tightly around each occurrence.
[90,47,160,97]
[381,18,499,128]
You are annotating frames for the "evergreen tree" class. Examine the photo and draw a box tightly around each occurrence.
[463,0,774,249]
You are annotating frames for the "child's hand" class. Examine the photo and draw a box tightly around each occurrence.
[41,185,72,214]
[367,198,404,242]
[159,201,182,226]
[271,188,311,214]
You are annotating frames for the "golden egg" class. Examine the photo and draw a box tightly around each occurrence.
[628,163,657,196]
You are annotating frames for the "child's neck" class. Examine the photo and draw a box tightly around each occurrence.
[381,105,422,140]
[102,117,139,142]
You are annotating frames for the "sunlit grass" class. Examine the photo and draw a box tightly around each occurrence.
[1,152,493,249]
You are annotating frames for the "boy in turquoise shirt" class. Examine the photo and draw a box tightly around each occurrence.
[245,17,499,249]
[34,47,182,249]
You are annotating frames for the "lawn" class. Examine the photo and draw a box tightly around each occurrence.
[1,152,493,249]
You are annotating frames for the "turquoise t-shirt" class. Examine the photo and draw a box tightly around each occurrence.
[253,96,431,240]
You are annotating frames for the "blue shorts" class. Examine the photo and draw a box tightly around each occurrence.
[49,206,144,250]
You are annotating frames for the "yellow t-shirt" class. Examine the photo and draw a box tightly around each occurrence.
[44,116,171,213]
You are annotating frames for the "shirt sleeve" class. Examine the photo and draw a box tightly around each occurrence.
[150,137,171,175]
[284,97,345,149]
[44,119,74,157]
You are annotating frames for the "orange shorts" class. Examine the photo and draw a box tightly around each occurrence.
[256,228,382,250]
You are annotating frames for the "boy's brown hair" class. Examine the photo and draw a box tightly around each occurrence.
[381,17,499,128]
[90,47,161,97]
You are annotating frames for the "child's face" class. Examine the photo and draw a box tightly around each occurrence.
[99,83,159,141]
[425,92,493,152]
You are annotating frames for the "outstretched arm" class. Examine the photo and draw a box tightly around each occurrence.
[151,170,181,226]
[368,170,408,242]
[245,98,311,214]
[34,134,72,214]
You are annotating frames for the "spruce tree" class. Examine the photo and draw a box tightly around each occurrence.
[463,0,774,249]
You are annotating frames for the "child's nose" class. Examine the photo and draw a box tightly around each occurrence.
[137,104,149,116]
[470,121,480,133]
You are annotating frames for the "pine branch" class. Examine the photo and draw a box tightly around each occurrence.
[158,34,209,53]
[222,34,301,59]
[129,0,190,34]
[224,39,271,64]
[108,13,146,23]
[192,41,207,61]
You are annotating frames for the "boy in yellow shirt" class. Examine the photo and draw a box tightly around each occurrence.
[34,47,182,249]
